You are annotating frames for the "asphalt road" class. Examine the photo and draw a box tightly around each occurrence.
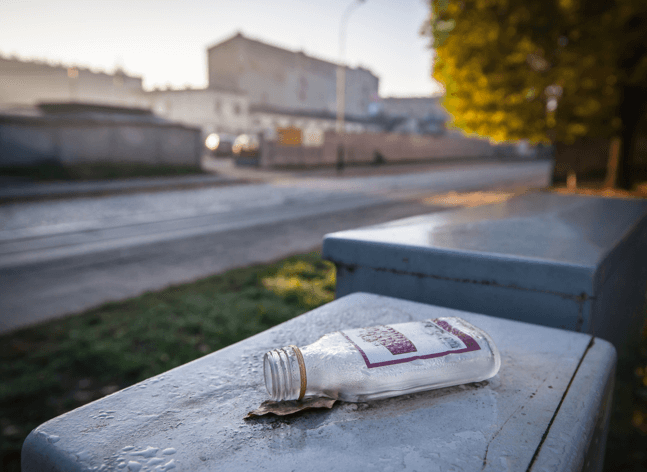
[0,160,552,333]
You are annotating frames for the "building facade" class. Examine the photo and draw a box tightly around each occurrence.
[1,36,448,146]
[379,96,448,135]
[250,104,384,146]
[207,32,380,134]
[380,96,446,119]
[144,87,249,136]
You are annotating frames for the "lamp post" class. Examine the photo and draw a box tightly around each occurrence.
[67,67,79,101]
[336,0,366,134]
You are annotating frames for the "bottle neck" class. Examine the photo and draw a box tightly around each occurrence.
[263,346,304,401]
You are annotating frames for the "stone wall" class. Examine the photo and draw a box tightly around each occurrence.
[0,114,202,167]
[260,131,494,168]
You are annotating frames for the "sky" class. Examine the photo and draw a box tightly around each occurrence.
[0,0,442,97]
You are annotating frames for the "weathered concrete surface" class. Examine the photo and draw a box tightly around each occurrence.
[22,293,616,471]
[323,192,647,350]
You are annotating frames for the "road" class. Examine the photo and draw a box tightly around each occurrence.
[0,160,552,333]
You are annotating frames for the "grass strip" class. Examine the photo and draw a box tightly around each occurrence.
[0,251,335,472]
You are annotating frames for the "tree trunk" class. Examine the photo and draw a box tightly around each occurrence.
[617,86,647,190]
[603,137,621,188]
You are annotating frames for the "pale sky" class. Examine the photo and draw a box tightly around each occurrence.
[0,0,442,97]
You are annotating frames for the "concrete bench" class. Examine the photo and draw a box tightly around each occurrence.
[323,192,647,350]
[23,293,615,471]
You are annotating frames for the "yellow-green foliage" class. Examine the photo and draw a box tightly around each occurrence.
[262,259,336,309]
[428,0,647,144]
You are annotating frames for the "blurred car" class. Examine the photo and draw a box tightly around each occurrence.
[232,133,260,157]
[205,133,235,157]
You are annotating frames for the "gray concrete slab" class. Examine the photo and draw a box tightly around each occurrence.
[323,192,647,350]
[22,293,616,472]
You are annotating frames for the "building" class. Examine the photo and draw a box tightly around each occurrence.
[249,104,383,141]
[380,96,446,119]
[207,32,380,134]
[0,54,251,139]
[379,96,449,135]
[0,36,448,145]
[0,54,146,110]
[144,87,249,136]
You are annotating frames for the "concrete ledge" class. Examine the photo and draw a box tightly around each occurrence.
[23,293,615,471]
[323,192,647,349]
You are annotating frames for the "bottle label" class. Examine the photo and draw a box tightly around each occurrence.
[341,319,481,368]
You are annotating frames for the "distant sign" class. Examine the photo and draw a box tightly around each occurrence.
[303,127,324,147]
[277,127,302,146]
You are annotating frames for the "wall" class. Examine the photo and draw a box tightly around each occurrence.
[260,131,494,168]
[0,114,201,167]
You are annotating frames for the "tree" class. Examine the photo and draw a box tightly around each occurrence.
[426,0,647,189]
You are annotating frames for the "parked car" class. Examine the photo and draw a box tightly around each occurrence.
[205,133,235,157]
[232,133,260,157]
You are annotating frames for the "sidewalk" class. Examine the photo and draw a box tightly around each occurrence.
[203,155,526,182]
[0,173,247,203]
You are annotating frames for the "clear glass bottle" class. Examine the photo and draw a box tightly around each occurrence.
[264,317,501,402]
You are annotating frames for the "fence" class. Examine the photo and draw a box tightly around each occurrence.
[259,130,495,168]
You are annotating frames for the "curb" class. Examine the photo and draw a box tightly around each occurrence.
[0,175,251,204]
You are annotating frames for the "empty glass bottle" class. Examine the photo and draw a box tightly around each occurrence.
[264,317,501,402]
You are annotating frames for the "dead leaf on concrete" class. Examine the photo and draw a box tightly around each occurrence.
[244,397,337,419]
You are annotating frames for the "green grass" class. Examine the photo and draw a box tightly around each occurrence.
[0,252,335,472]
[0,162,204,181]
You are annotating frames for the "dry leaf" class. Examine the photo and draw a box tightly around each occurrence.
[244,397,337,419]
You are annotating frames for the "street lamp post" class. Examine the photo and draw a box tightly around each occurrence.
[336,0,366,134]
